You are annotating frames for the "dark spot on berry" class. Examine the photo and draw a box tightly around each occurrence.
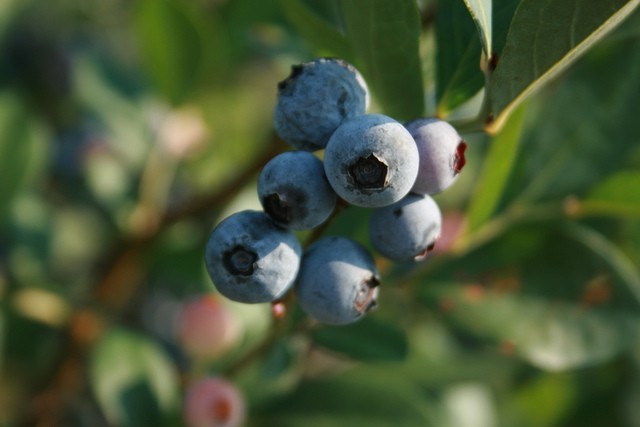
[393,208,403,217]
[263,193,291,224]
[354,276,380,314]
[453,140,467,174]
[337,90,348,117]
[348,154,388,190]
[223,246,257,276]
[263,188,307,226]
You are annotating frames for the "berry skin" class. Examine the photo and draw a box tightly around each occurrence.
[296,236,380,325]
[177,295,242,359]
[184,377,245,427]
[404,118,467,195]
[258,151,336,230]
[274,58,369,151]
[324,114,419,207]
[205,210,301,304]
[369,193,442,262]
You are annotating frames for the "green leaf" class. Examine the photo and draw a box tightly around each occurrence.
[311,316,408,362]
[278,0,354,59]
[562,223,640,305]
[503,31,640,203]
[487,0,640,132]
[0,91,49,223]
[582,171,640,217]
[462,0,493,56]
[430,285,639,371]
[422,222,640,371]
[466,104,526,231]
[255,368,432,427]
[339,0,424,120]
[505,373,577,427]
[134,0,202,104]
[435,0,484,115]
[90,329,179,427]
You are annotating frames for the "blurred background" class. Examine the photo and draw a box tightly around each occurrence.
[1,0,640,426]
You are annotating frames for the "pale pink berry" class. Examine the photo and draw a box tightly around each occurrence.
[184,377,245,427]
[177,295,242,359]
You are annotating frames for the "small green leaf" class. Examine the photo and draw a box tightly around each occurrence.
[466,104,526,231]
[582,171,640,217]
[134,0,202,104]
[488,0,640,132]
[435,0,484,115]
[278,0,354,59]
[311,316,408,362]
[0,91,49,223]
[339,0,424,120]
[505,373,577,427]
[90,329,179,427]
[462,0,493,56]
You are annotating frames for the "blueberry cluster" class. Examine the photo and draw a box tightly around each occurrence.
[205,58,467,325]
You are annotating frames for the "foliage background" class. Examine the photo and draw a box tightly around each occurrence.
[1,0,640,426]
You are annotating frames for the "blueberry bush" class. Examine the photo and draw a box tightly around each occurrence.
[1,0,640,426]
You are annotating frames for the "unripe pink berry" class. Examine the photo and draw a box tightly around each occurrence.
[177,295,242,359]
[184,377,245,427]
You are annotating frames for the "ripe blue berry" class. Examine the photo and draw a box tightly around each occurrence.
[296,236,380,325]
[369,193,442,262]
[324,114,419,207]
[274,58,369,151]
[405,118,467,195]
[205,211,301,303]
[258,151,336,230]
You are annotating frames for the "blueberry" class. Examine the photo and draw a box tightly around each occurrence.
[405,118,467,194]
[258,151,336,230]
[324,114,419,207]
[204,211,301,303]
[296,236,380,325]
[369,193,442,262]
[274,58,369,151]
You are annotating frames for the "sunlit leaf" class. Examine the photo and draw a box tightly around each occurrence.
[463,0,492,56]
[340,0,424,120]
[466,104,526,231]
[487,0,640,132]
[582,171,640,217]
[90,329,179,427]
[311,316,408,362]
[504,373,576,427]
